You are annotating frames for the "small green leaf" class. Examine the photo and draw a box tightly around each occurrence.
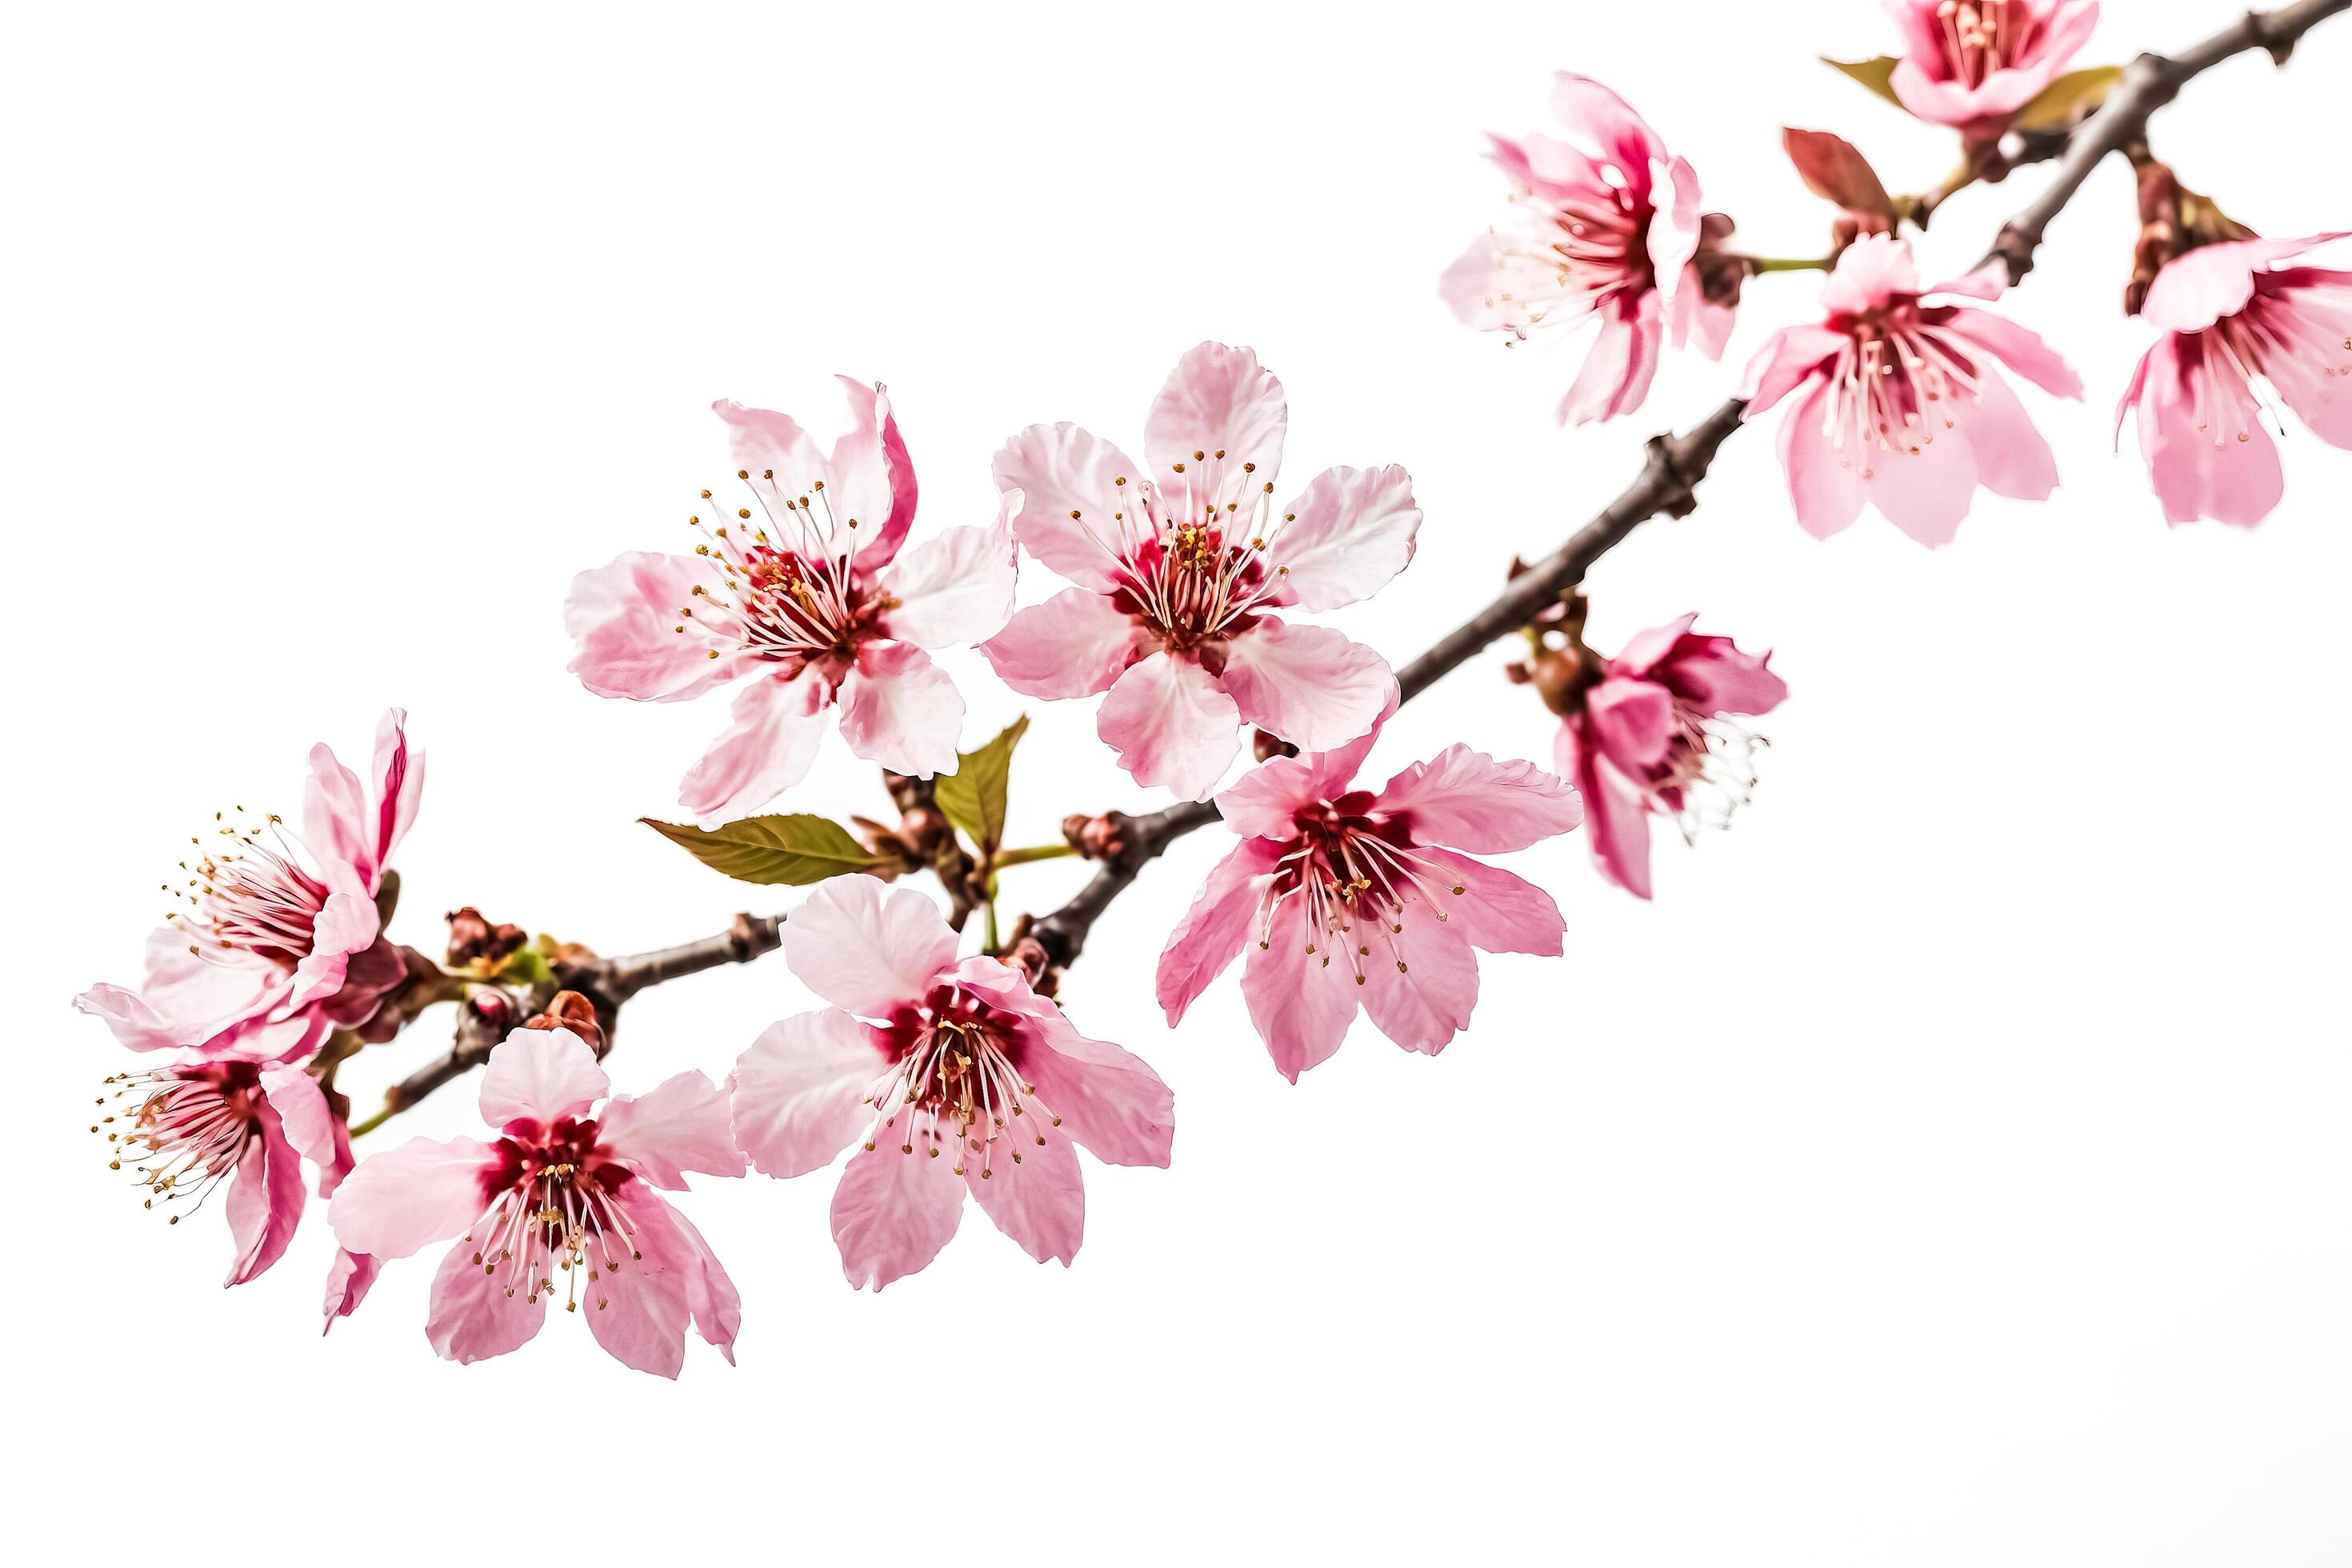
[1782,127,1898,219]
[1823,54,1903,106]
[2013,65,2123,133]
[642,814,886,885]
[933,715,1030,855]
[492,946,554,988]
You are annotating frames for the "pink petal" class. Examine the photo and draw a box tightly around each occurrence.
[1372,743,1583,854]
[1098,651,1242,800]
[1418,847,1567,957]
[366,707,424,879]
[1145,342,1289,504]
[321,1248,380,1334]
[1777,377,1866,539]
[964,1118,1084,1266]
[1549,73,1666,176]
[2141,234,2350,332]
[1942,308,2083,398]
[663,1201,743,1365]
[260,1063,340,1170]
[1239,904,1362,1082]
[329,1134,497,1260]
[479,1027,608,1130]
[288,889,378,1009]
[1662,639,1790,718]
[598,1070,743,1189]
[711,398,824,496]
[1562,725,1657,900]
[783,874,958,1021]
[302,738,372,882]
[980,587,1146,701]
[822,378,920,570]
[1356,910,1481,1055]
[1584,678,1677,770]
[2134,340,2284,526]
[1820,234,1918,317]
[1269,464,1420,611]
[830,1140,966,1290]
[1678,290,1738,361]
[1214,754,1324,840]
[1011,1006,1176,1170]
[877,517,1018,650]
[223,1106,306,1286]
[991,423,1135,591]
[1158,838,1283,1024]
[1737,327,1842,414]
[1861,401,1981,547]
[1215,618,1393,754]
[1612,614,1702,677]
[1442,230,1574,334]
[838,641,964,778]
[679,674,829,828]
[584,1189,698,1378]
[565,552,736,702]
[1957,364,2062,502]
[1648,154,1705,308]
[425,1234,545,1365]
[1558,292,1662,425]
[731,1007,887,1177]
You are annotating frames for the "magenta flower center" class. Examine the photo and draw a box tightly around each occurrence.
[172,807,330,970]
[94,1061,262,1218]
[466,1117,642,1316]
[1819,298,1982,479]
[1257,795,1467,985]
[1931,0,2038,88]
[676,470,890,678]
[864,984,1060,1179]
[1097,459,1283,654]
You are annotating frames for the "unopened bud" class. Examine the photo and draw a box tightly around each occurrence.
[446,906,529,967]
[1060,810,1130,862]
[1251,730,1298,762]
[525,989,607,1055]
[1528,646,1600,717]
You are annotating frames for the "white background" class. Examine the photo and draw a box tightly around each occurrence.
[7,2,2349,1562]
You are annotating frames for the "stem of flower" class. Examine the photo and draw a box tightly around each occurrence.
[992,843,1078,868]
[1738,254,1835,274]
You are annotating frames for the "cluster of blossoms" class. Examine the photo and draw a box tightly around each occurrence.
[75,1,2348,1378]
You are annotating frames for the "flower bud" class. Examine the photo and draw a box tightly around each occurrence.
[445,906,528,967]
[524,989,607,1056]
[1061,810,1130,862]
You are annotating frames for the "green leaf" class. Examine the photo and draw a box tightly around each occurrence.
[492,946,554,988]
[1822,54,1903,106]
[2013,65,2123,133]
[1782,127,1897,219]
[642,814,886,885]
[932,714,1029,854]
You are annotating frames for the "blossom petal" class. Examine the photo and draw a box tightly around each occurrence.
[598,1070,744,1189]
[992,423,1135,591]
[664,1202,743,1364]
[783,874,958,1021]
[1214,755,1323,841]
[1216,618,1392,754]
[1269,464,1420,611]
[965,1118,1084,1266]
[1145,342,1288,503]
[479,1027,609,1131]
[223,1106,306,1286]
[1016,1014,1176,1170]
[1550,72,1666,176]
[1585,678,1677,770]
[426,1234,544,1365]
[1158,838,1282,1025]
[1737,328,1842,414]
[584,1190,698,1378]
[259,1063,340,1171]
[1356,911,1481,1056]
[878,517,1018,650]
[1097,651,1242,800]
[566,553,736,702]
[1565,728,1657,900]
[1442,230,1573,334]
[1778,378,1866,540]
[978,587,1145,701]
[2134,339,2284,526]
[1372,743,1583,854]
[321,1248,381,1334]
[731,1008,887,1178]
[1418,848,1566,957]
[1957,364,2062,502]
[302,740,372,882]
[288,890,378,1009]
[1862,406,1981,548]
[367,707,424,876]
[822,378,920,570]
[838,641,963,778]
[1662,638,1789,718]
[830,1140,965,1290]
[1240,906,1362,1082]
[1942,308,2083,398]
[329,1135,497,1261]
[1558,292,1662,425]
[678,674,829,828]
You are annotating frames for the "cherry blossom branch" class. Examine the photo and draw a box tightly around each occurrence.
[1027,0,2348,976]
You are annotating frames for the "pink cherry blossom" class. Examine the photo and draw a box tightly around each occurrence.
[91,1054,343,1286]
[330,1027,743,1376]
[77,710,422,1065]
[1738,234,2082,547]
[1441,74,1736,425]
[730,876,1174,1289]
[566,382,1018,825]
[980,342,1414,800]
[2118,232,2352,527]
[1157,710,1583,1082]
[1882,0,2102,139]
[1553,616,1787,900]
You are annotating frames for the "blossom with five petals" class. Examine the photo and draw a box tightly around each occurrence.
[329,1028,744,1377]
[1881,0,2102,140]
[1738,235,2082,547]
[2118,231,2352,527]
[981,342,1415,799]
[730,876,1174,1289]
[1442,74,1736,425]
[1552,616,1787,900]
[566,382,1018,825]
[77,710,422,1065]
[1157,716,1582,1082]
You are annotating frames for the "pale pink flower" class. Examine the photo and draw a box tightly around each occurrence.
[1738,235,2082,547]
[730,876,1174,1289]
[2118,232,2352,527]
[980,342,1414,800]
[1441,74,1736,424]
[90,1054,342,1286]
[77,710,422,1064]
[328,1028,743,1377]
[566,382,1018,825]
[1882,0,2102,139]
[1157,712,1583,1082]
[1554,616,1786,900]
